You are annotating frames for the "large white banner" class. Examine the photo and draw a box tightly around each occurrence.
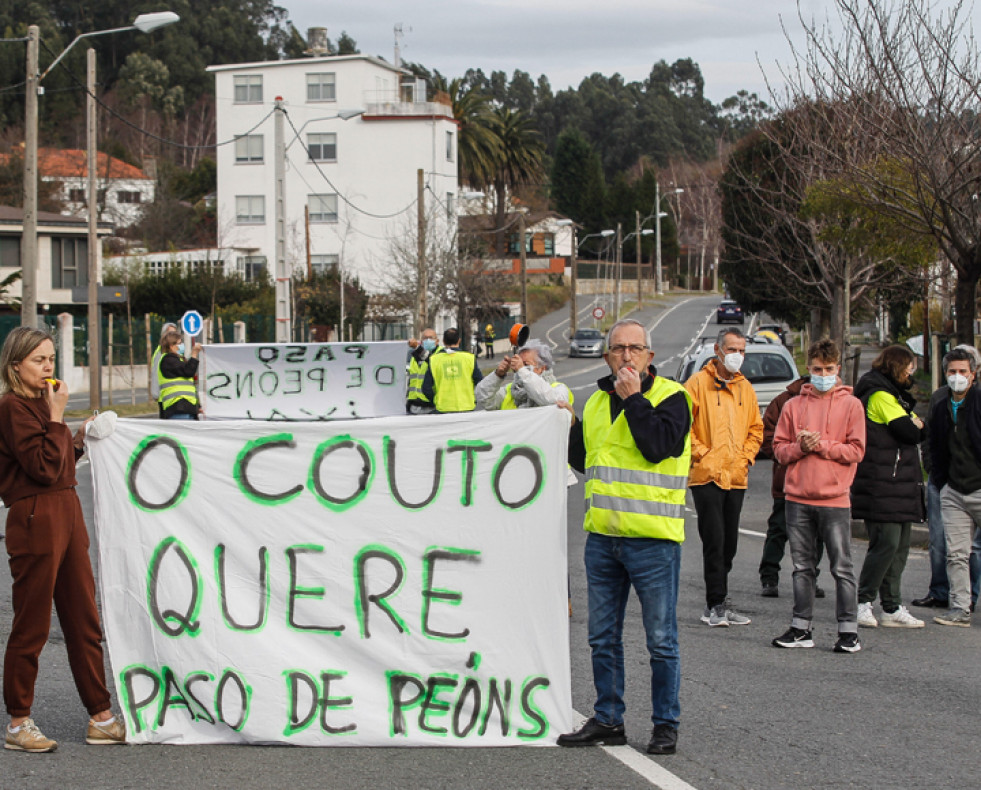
[199,342,408,421]
[88,409,573,746]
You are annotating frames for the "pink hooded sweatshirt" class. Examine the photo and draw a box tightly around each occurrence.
[772,382,866,508]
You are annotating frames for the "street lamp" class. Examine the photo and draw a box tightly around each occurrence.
[276,106,364,342]
[21,11,179,412]
[655,183,684,295]
[557,222,614,334]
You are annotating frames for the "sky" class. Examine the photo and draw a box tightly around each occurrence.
[279,0,845,105]
[283,1,981,105]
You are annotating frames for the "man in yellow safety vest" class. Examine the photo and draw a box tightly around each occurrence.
[405,328,442,414]
[422,327,483,413]
[557,318,691,756]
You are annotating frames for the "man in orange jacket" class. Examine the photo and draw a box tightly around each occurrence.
[685,328,763,627]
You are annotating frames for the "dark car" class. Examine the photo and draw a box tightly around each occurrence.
[717,300,744,325]
[569,328,604,358]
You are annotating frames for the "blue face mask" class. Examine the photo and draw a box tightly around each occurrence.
[811,373,836,392]
[422,338,437,352]
[177,343,186,356]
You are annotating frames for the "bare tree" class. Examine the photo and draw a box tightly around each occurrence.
[777,0,981,344]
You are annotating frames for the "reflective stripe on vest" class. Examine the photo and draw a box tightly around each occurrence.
[157,359,198,410]
[407,357,430,403]
[582,376,692,541]
[430,351,476,412]
[501,380,575,410]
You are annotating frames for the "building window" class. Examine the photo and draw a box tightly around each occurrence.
[234,134,264,163]
[308,194,338,223]
[310,254,339,275]
[508,233,533,255]
[306,73,336,102]
[0,236,20,268]
[50,236,88,289]
[306,133,337,162]
[446,192,455,218]
[68,188,85,203]
[543,233,555,256]
[117,191,142,204]
[235,195,265,224]
[446,131,454,161]
[233,75,263,104]
[239,255,267,281]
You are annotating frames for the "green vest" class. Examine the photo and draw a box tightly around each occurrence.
[407,347,441,404]
[429,350,476,413]
[157,357,198,411]
[583,376,692,541]
[501,380,574,410]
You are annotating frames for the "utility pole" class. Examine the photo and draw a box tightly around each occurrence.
[87,48,101,408]
[568,225,578,335]
[519,212,528,324]
[304,204,312,281]
[635,209,642,308]
[655,180,663,296]
[613,222,622,318]
[416,168,425,335]
[273,97,290,342]
[21,26,39,329]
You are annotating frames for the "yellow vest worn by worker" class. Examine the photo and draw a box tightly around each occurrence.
[407,347,441,405]
[429,350,476,412]
[583,376,692,542]
[500,380,574,410]
[157,357,199,411]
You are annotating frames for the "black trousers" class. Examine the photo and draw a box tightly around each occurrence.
[691,482,746,608]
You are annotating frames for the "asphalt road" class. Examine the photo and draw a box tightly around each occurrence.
[1,293,977,789]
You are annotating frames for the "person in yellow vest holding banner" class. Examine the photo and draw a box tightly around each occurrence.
[475,339,571,411]
[157,330,201,420]
[405,328,442,415]
[421,327,483,413]
[557,319,692,756]
[149,322,178,418]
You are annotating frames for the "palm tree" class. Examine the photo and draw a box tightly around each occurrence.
[434,77,501,189]
[489,106,545,255]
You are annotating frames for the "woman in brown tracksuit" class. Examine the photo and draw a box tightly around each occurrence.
[0,327,124,752]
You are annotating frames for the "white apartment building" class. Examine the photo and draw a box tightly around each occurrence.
[206,53,458,297]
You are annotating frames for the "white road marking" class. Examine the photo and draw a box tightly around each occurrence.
[569,709,700,790]
[739,528,766,538]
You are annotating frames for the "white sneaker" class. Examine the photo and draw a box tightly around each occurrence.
[857,601,878,628]
[880,605,925,628]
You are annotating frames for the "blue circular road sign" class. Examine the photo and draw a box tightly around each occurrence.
[181,310,204,337]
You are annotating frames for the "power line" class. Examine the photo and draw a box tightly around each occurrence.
[282,109,418,220]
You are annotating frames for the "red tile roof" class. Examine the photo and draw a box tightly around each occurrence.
[0,149,151,180]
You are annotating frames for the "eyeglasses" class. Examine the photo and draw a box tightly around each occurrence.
[608,344,649,356]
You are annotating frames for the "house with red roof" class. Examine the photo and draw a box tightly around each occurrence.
[1,148,155,229]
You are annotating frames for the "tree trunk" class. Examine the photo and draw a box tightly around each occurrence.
[494,179,507,258]
[830,279,847,356]
[953,266,980,346]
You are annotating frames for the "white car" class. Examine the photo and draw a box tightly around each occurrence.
[569,328,604,358]
[675,338,800,410]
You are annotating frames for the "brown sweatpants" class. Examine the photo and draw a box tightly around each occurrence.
[3,487,111,718]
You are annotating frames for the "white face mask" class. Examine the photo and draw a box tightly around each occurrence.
[948,373,970,393]
[722,352,743,374]
[811,373,837,392]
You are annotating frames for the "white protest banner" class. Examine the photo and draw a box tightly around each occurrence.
[88,409,574,746]
[199,341,408,420]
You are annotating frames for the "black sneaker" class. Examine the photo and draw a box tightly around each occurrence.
[815,586,826,599]
[646,723,678,755]
[772,626,814,648]
[833,632,861,653]
[761,583,779,598]
[557,717,626,747]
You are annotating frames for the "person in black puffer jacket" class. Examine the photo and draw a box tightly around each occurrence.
[851,345,927,628]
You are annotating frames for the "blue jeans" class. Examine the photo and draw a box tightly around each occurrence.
[785,502,858,633]
[167,413,195,420]
[926,479,981,604]
[584,532,681,729]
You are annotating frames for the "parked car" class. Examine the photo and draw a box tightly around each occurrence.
[675,338,799,410]
[757,323,789,346]
[569,328,604,358]
[717,299,744,324]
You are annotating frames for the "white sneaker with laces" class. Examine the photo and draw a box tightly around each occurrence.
[857,601,878,628]
[880,605,924,628]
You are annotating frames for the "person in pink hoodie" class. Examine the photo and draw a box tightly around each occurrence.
[770,339,867,653]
